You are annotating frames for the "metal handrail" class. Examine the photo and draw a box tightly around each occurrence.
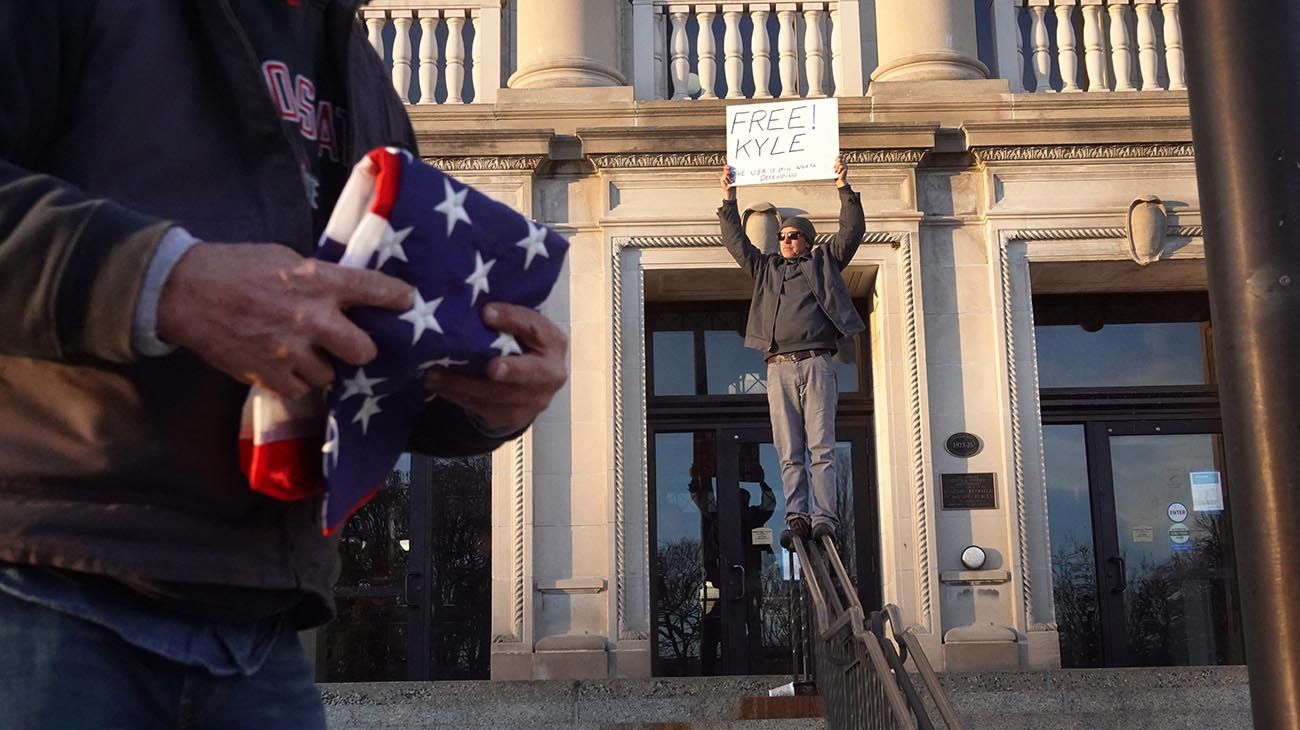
[789,535,963,730]
[791,535,916,730]
[879,606,964,730]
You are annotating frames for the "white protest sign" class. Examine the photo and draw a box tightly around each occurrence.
[726,98,839,186]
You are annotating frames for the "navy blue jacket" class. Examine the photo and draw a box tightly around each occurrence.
[0,0,507,627]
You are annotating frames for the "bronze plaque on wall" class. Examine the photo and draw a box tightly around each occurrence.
[941,473,997,510]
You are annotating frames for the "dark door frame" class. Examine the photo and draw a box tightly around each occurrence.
[648,419,881,676]
[1079,418,1226,666]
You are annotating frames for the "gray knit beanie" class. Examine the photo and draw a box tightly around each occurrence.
[781,216,818,246]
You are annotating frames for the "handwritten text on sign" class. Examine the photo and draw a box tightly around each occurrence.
[726,98,839,186]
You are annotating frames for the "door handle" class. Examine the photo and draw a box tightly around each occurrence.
[731,563,747,601]
[1107,557,1127,594]
[404,571,423,607]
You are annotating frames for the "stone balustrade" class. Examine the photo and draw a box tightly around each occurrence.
[630,1,866,100]
[992,0,1186,93]
[360,0,506,104]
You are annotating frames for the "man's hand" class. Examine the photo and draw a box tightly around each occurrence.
[156,242,413,399]
[421,303,567,433]
[721,165,737,201]
[834,154,848,188]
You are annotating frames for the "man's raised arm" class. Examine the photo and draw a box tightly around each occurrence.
[827,155,866,270]
[717,165,765,279]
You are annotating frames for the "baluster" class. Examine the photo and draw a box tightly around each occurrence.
[445,12,466,104]
[1081,3,1106,91]
[1016,4,1026,91]
[364,11,386,60]
[776,5,798,97]
[1109,1,1135,91]
[697,6,719,99]
[1135,0,1159,90]
[391,12,413,103]
[669,8,691,99]
[723,6,744,98]
[751,5,773,98]
[1030,4,1052,92]
[471,11,483,103]
[804,4,826,98]
[417,12,441,104]
[655,9,668,99]
[1055,2,1081,92]
[830,4,842,96]
[1162,0,1186,90]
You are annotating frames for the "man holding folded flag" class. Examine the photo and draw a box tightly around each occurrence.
[0,2,567,727]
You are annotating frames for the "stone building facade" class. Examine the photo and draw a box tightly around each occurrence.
[328,0,1236,682]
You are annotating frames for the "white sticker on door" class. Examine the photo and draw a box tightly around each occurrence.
[1190,471,1224,513]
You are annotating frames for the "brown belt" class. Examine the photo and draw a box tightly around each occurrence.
[765,348,834,364]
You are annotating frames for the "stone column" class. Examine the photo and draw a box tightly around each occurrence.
[872,0,988,83]
[508,0,627,89]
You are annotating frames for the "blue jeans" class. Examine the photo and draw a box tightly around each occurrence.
[766,353,839,529]
[0,589,326,730]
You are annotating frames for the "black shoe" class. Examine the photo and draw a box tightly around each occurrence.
[780,516,811,549]
[812,522,836,545]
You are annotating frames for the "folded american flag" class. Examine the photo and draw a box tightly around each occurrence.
[238,147,568,534]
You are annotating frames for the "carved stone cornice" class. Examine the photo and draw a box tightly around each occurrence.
[590,148,928,170]
[842,148,928,165]
[589,152,727,170]
[422,155,545,172]
[973,142,1195,163]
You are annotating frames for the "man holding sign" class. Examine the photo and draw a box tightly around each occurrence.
[717,156,865,548]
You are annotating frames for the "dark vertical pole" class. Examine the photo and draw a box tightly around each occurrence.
[1181,2,1300,728]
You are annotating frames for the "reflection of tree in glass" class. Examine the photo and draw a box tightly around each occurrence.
[655,538,704,674]
[337,469,412,586]
[829,446,856,583]
[759,559,791,647]
[1121,511,1238,667]
[1051,538,1103,668]
[324,455,493,681]
[428,455,492,680]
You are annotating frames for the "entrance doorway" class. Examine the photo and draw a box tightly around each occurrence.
[650,427,876,675]
[316,454,492,681]
[644,298,879,677]
[1037,293,1244,668]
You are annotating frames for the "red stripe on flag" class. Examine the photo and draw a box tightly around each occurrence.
[366,148,401,219]
[246,438,324,502]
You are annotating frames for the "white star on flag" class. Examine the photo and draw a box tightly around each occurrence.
[515,221,551,270]
[434,178,471,237]
[374,225,414,268]
[321,414,340,474]
[398,291,444,344]
[464,252,496,306]
[352,394,385,434]
[338,368,385,402]
[491,332,523,357]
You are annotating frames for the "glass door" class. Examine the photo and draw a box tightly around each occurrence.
[318,454,491,681]
[1045,420,1244,668]
[720,428,874,675]
[1097,423,1243,667]
[651,426,877,676]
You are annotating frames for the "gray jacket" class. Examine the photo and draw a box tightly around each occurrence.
[717,187,867,353]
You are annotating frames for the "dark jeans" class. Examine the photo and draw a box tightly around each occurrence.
[0,589,325,730]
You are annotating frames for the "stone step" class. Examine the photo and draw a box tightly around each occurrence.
[598,717,821,722]
[321,666,1251,729]
[937,666,1252,729]
[322,675,802,730]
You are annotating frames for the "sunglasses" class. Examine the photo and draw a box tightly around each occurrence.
[777,231,804,242]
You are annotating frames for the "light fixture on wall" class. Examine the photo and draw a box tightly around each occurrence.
[960,545,987,571]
